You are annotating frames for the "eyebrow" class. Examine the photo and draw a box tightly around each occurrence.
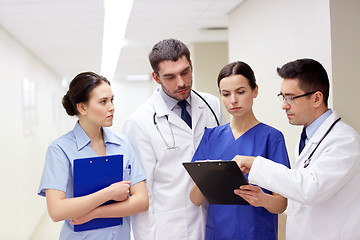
[221,86,246,92]
[98,95,114,100]
[181,66,191,73]
[279,91,293,95]
[162,73,174,78]
[162,66,191,78]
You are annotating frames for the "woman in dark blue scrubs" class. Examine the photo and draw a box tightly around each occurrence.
[190,61,290,240]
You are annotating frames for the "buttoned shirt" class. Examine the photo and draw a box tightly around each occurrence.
[304,109,332,144]
[159,87,191,117]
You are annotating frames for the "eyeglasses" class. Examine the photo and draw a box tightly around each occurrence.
[277,91,317,104]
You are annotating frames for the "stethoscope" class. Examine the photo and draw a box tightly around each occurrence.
[153,89,220,150]
[303,117,341,168]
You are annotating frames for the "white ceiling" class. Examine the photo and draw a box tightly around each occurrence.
[0,0,243,82]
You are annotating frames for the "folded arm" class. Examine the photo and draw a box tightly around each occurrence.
[46,180,130,222]
[71,181,148,225]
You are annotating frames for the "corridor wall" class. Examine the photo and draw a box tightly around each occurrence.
[0,25,74,239]
[228,0,332,164]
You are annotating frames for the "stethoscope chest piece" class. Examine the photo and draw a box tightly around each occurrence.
[303,158,310,168]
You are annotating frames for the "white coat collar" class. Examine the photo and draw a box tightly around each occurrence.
[296,111,340,160]
[151,87,171,117]
[307,111,340,144]
[151,87,208,131]
[189,89,208,110]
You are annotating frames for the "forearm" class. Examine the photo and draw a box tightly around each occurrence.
[190,184,205,206]
[262,193,287,214]
[46,188,112,222]
[90,181,149,218]
[235,184,287,214]
[93,193,148,219]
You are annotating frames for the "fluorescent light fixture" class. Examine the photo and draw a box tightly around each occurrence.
[124,74,151,81]
[101,0,134,80]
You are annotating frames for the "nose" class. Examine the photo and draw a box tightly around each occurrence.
[230,94,238,104]
[176,76,186,87]
[282,100,290,110]
[109,101,115,112]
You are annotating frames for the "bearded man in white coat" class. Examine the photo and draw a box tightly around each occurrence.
[234,58,360,240]
[122,38,226,240]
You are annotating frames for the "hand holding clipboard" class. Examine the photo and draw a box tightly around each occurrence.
[183,160,249,205]
[73,154,126,231]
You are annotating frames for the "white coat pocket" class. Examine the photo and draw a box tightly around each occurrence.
[154,208,188,240]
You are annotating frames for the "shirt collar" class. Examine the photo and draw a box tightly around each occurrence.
[73,121,121,151]
[159,87,191,110]
[73,121,91,151]
[102,127,122,146]
[306,109,333,140]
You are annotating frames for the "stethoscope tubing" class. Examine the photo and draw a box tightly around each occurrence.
[304,117,341,168]
[191,89,220,126]
[153,114,177,149]
[153,89,220,150]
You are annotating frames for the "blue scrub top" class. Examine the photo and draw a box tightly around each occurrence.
[192,123,290,240]
[38,122,146,240]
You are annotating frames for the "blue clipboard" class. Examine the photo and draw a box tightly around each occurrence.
[73,154,123,232]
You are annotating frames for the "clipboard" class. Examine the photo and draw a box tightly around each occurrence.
[73,154,123,232]
[183,160,249,205]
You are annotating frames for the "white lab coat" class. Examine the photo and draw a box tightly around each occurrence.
[123,87,226,240]
[248,111,360,240]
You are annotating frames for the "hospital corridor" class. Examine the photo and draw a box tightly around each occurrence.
[0,0,359,239]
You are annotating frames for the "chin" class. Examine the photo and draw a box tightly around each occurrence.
[288,120,302,126]
[102,121,113,127]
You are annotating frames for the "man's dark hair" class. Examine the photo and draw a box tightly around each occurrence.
[277,58,330,106]
[149,38,191,75]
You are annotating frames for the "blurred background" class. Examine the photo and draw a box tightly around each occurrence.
[0,0,359,239]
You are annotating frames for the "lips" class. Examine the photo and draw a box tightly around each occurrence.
[106,115,113,119]
[286,112,294,118]
[177,87,189,95]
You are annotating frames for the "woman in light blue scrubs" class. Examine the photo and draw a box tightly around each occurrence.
[190,61,290,240]
[38,72,148,240]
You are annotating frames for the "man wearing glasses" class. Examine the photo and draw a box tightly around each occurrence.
[233,58,360,239]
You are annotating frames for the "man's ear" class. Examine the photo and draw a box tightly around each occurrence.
[152,72,161,84]
[313,91,324,108]
[76,102,87,115]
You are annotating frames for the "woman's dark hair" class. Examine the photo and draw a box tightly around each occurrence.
[62,72,110,116]
[149,38,191,75]
[217,61,257,90]
[277,58,329,106]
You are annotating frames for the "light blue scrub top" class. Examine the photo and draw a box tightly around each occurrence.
[38,122,146,240]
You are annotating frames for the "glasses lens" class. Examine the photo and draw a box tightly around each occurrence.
[285,96,293,103]
[279,95,293,104]
[278,94,284,102]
